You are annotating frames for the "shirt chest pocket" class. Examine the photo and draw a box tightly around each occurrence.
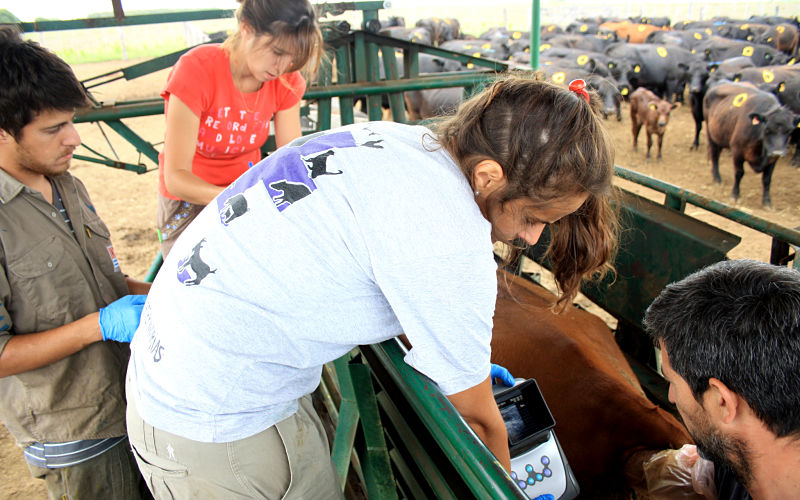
[82,213,117,276]
[8,236,95,329]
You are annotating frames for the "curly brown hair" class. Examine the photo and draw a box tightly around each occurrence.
[432,75,619,309]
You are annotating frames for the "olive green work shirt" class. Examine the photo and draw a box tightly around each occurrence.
[0,168,130,448]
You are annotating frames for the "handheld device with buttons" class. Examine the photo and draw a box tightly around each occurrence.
[493,378,579,500]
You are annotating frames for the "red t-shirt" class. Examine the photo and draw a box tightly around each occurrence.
[158,44,306,199]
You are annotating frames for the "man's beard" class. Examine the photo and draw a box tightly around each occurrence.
[15,143,72,177]
[692,421,753,488]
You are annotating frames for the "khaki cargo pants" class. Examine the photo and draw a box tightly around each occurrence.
[126,393,343,500]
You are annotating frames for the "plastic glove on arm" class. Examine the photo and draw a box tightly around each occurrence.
[491,363,516,387]
[98,295,147,343]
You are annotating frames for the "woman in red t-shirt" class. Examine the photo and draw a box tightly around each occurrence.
[157,0,323,257]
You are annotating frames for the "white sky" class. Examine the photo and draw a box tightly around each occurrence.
[7,0,241,22]
[6,0,475,22]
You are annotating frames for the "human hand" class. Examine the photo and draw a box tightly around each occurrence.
[490,363,516,386]
[98,295,147,343]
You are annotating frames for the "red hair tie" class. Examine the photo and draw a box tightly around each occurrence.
[568,79,590,104]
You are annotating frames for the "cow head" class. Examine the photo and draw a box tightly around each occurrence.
[607,59,633,98]
[751,106,795,160]
[688,60,710,95]
[586,75,623,120]
[650,100,676,131]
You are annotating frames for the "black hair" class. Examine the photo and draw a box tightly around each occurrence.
[0,26,88,139]
[644,259,800,438]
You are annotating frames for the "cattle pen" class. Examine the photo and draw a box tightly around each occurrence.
[6,1,800,498]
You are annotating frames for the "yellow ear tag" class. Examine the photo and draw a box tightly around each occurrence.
[577,54,589,65]
[694,32,702,40]
[472,52,482,58]
[732,93,748,107]
[481,43,491,49]
[706,28,712,35]
[608,62,615,68]
[763,70,774,83]
[657,46,668,58]
[741,24,749,29]
[634,65,641,73]
[789,58,797,65]
[467,63,474,69]
[777,25,785,34]
[710,67,716,72]
[742,46,754,57]
[649,103,657,110]
[540,43,551,51]
[621,87,629,96]
[779,83,786,92]
[513,31,522,39]
[552,72,566,84]
[580,24,588,32]
[547,26,554,32]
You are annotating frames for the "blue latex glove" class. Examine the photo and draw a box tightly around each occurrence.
[533,495,554,500]
[99,295,147,343]
[490,363,516,387]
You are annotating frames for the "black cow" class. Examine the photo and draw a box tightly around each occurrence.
[704,82,798,206]
[754,23,800,55]
[697,36,788,66]
[605,43,695,102]
[414,17,460,45]
[404,87,462,120]
[541,48,613,78]
[586,74,623,121]
[439,39,509,62]
[543,33,618,53]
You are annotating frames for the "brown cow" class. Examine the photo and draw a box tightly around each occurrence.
[491,270,692,497]
[630,87,678,160]
[599,20,670,43]
[703,81,797,207]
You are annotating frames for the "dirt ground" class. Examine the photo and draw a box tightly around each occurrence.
[0,59,798,499]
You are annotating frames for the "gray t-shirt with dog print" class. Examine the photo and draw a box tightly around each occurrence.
[127,122,498,443]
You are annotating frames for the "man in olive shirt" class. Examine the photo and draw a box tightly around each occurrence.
[0,27,150,498]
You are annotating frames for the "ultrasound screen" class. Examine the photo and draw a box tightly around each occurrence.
[500,402,527,444]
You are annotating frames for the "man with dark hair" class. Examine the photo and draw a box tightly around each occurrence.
[644,259,800,500]
[0,27,150,498]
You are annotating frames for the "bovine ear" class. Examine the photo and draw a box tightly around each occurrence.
[793,114,800,129]
[749,112,764,126]
[671,102,681,110]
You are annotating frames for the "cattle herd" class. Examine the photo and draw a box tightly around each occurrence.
[375,14,800,208]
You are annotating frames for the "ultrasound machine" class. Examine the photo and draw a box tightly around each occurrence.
[493,378,580,500]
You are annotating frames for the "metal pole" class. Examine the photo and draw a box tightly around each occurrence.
[530,0,540,69]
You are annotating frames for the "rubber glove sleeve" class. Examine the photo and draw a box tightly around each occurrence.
[99,295,147,343]
[490,363,516,386]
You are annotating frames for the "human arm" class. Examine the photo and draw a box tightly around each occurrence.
[126,276,152,295]
[273,101,302,148]
[0,295,146,377]
[162,95,225,205]
[447,376,512,471]
[0,313,103,378]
